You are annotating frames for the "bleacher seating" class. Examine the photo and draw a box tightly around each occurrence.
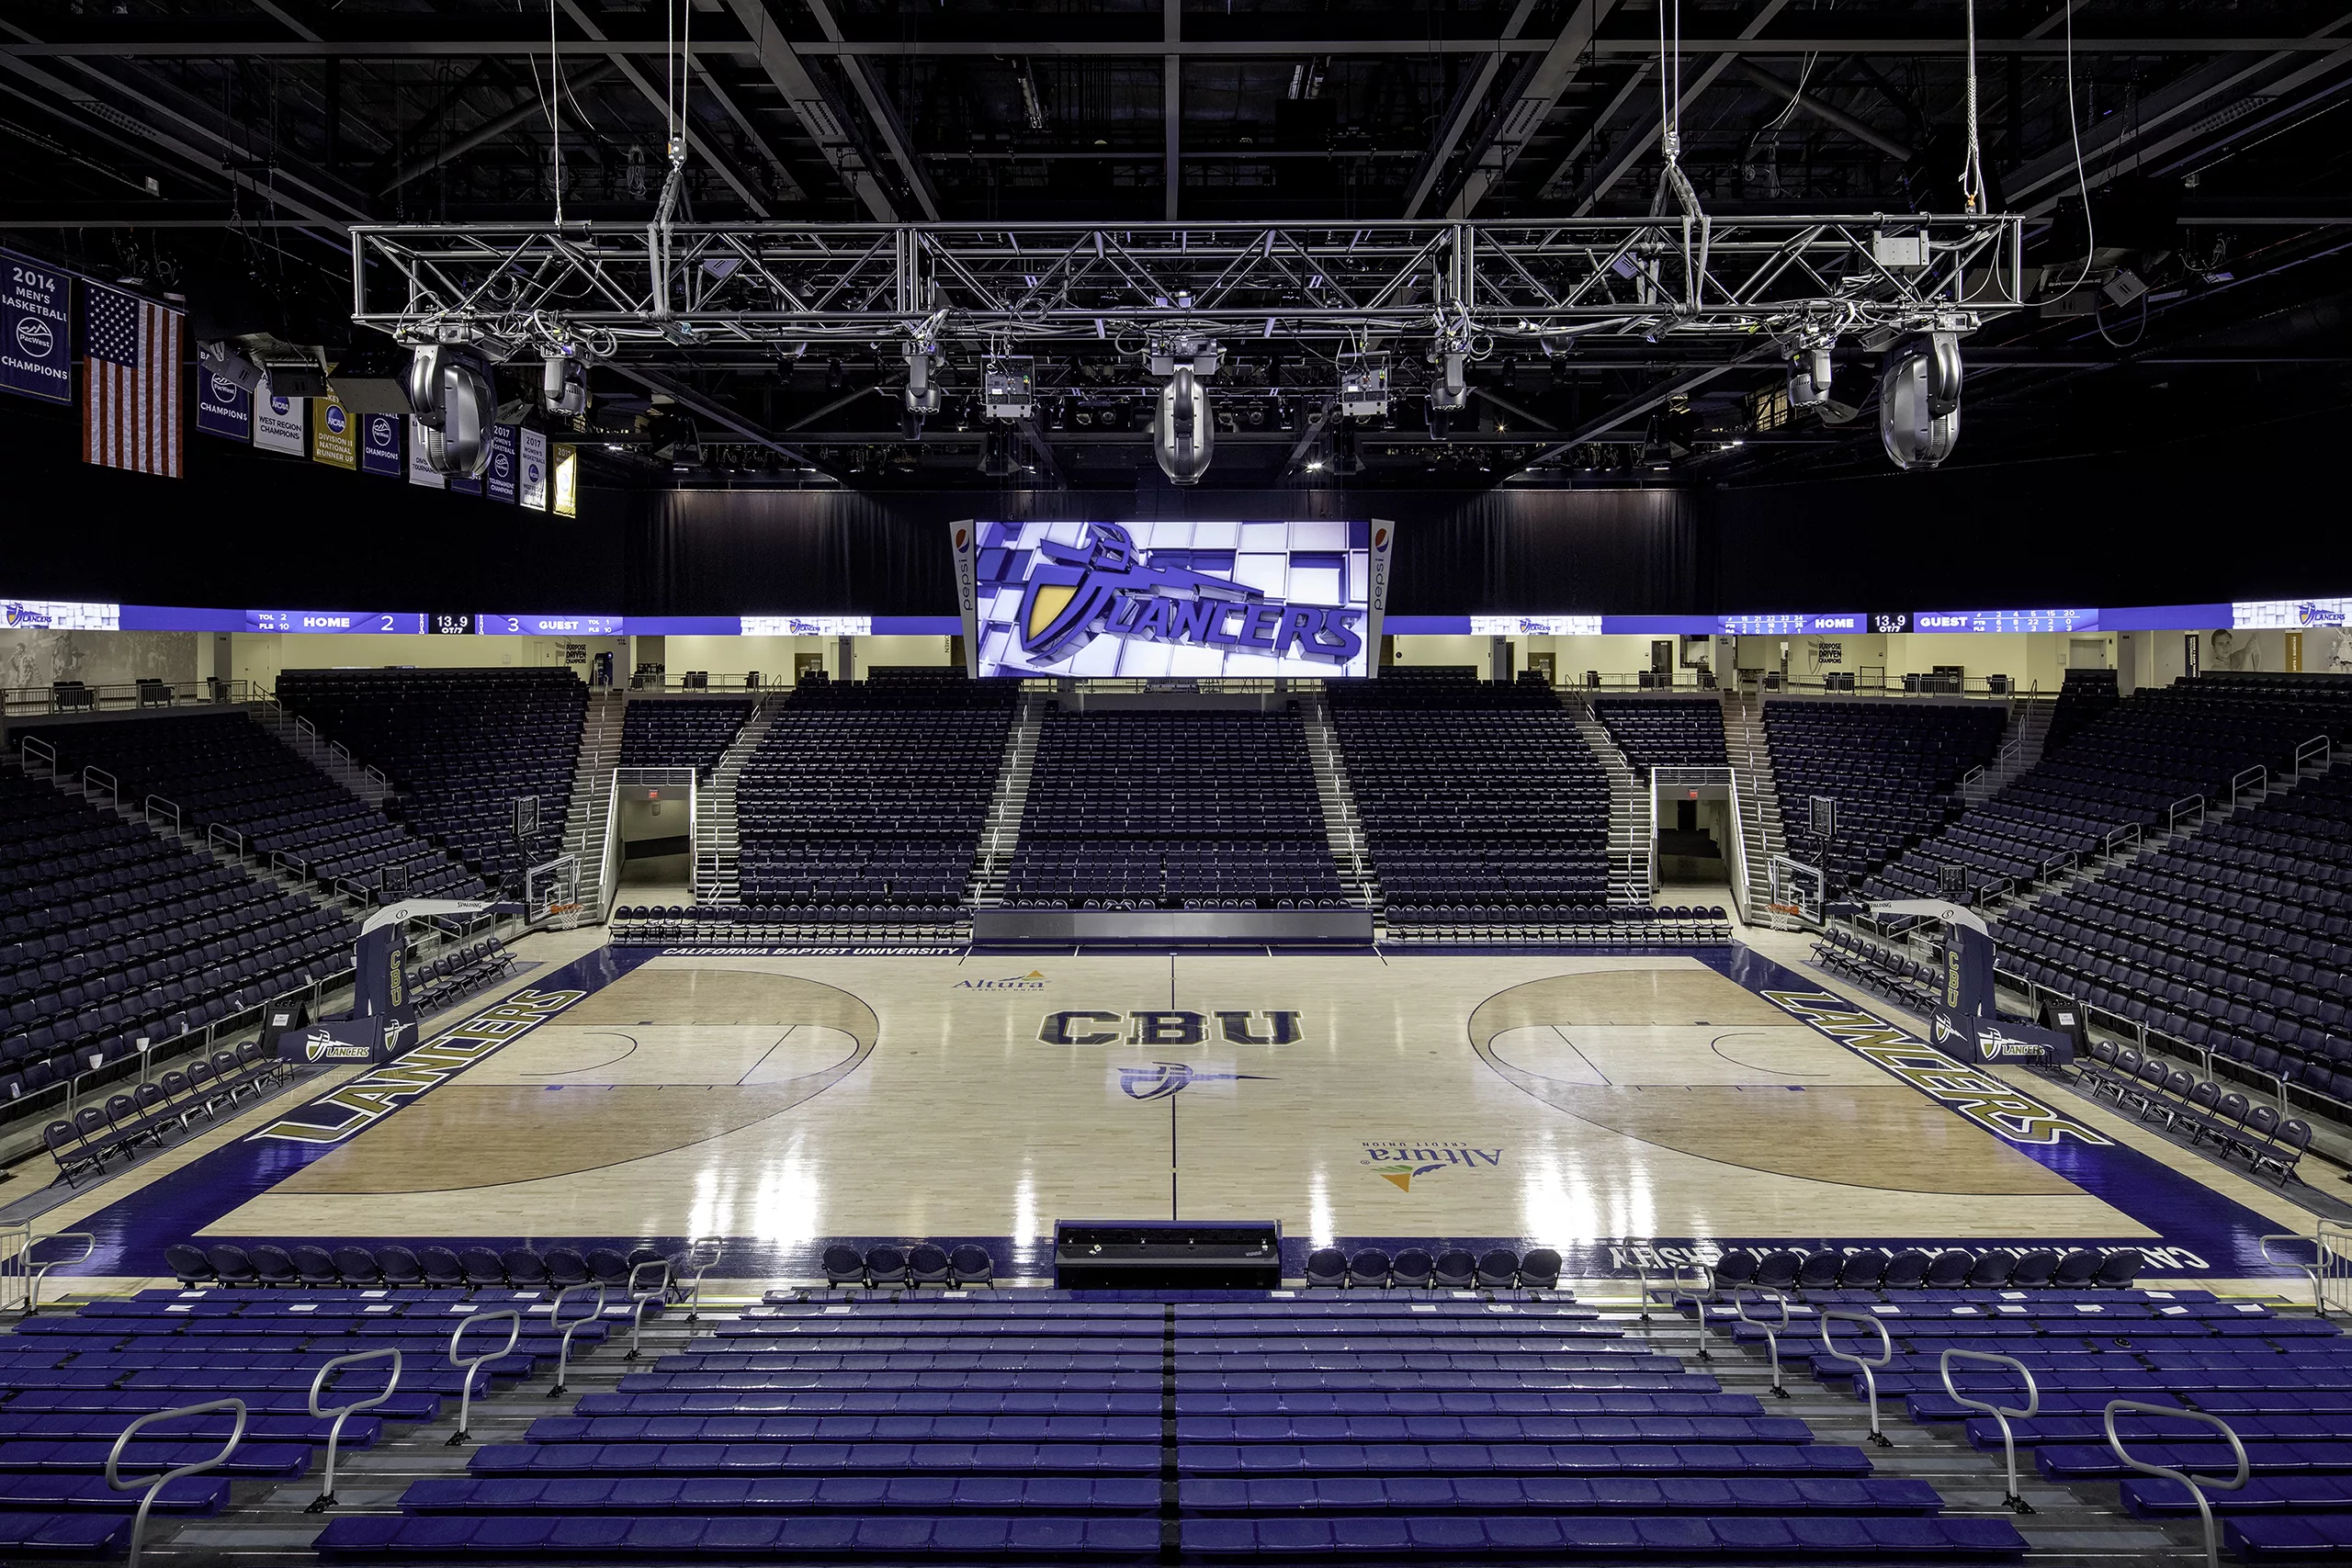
[1330,669,1611,935]
[733,672,1014,914]
[0,760,355,1126]
[309,1282,2027,1562]
[1990,753,2352,1116]
[1767,700,2007,884]
[1869,676,2352,904]
[275,670,586,886]
[2042,668,2120,755]
[1593,696,1728,776]
[0,1280,641,1558]
[1005,706,1342,909]
[15,714,481,903]
[617,697,754,779]
[1689,1270,2352,1565]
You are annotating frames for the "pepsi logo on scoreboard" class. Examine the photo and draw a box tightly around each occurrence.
[971,519,1378,678]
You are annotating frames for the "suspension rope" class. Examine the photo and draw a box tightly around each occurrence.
[1960,0,1986,213]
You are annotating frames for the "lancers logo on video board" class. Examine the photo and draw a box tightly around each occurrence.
[1016,521,1362,666]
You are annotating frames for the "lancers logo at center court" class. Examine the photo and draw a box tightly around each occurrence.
[1362,1140,1505,1191]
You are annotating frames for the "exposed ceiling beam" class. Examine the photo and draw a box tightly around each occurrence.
[611,363,849,479]
[1528,62,1650,201]
[1164,0,1180,220]
[1401,0,1539,220]
[12,38,2351,60]
[554,0,773,219]
[380,62,619,193]
[1724,59,1914,160]
[1568,0,1797,214]
[1525,349,1770,466]
[1447,0,1620,217]
[249,0,321,45]
[720,0,896,219]
[800,0,939,220]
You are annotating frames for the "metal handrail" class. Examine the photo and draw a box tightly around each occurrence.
[107,1396,247,1568]
[1817,1310,1894,1447]
[2105,1399,2247,1568]
[1940,1349,2040,1512]
[1730,1286,1792,1398]
[304,1347,401,1512]
[2260,1233,2325,1315]
[2230,763,2268,807]
[142,795,181,832]
[209,823,247,860]
[83,765,118,806]
[674,1235,725,1324]
[445,1309,522,1444]
[2297,734,2333,776]
[1668,1266,1714,1361]
[2168,794,2206,831]
[548,1281,608,1394]
[627,1259,673,1360]
[17,735,57,776]
[16,1232,95,1314]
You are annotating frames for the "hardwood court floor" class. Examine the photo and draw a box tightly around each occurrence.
[164,949,2311,1275]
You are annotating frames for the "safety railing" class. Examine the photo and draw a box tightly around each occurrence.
[0,677,254,716]
[674,1235,725,1325]
[2230,763,2268,807]
[547,1282,607,1395]
[2100,823,2141,857]
[2105,1400,2246,1568]
[17,735,57,777]
[1941,1349,2039,1513]
[0,1225,96,1314]
[2263,1222,2352,1317]
[1668,1267,1715,1362]
[142,795,181,833]
[83,765,118,807]
[208,823,247,861]
[304,1347,401,1512]
[2168,794,2207,832]
[1730,1287,1792,1399]
[445,1309,521,1445]
[2297,733,2334,776]
[627,1259,673,1360]
[108,1397,246,1568]
[1817,1310,1894,1447]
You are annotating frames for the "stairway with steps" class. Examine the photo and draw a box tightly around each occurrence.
[1721,692,1788,927]
[1564,694,1653,906]
[1960,691,2057,807]
[248,700,395,808]
[1302,689,1383,917]
[560,689,627,921]
[967,689,1044,908]
[694,693,782,904]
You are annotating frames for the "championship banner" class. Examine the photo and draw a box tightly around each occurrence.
[359,412,402,476]
[406,416,446,489]
[950,519,980,659]
[967,518,1382,679]
[1365,517,1396,655]
[195,365,251,441]
[253,381,307,456]
[551,444,577,517]
[0,249,71,405]
[312,395,356,469]
[518,427,548,511]
[486,424,519,504]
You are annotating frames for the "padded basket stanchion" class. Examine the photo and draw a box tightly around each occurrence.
[548,1280,607,1394]
[1940,1348,2039,1512]
[1732,1286,1793,1399]
[445,1309,520,1445]
[107,1396,246,1568]
[1818,1309,1895,1447]
[305,1347,401,1512]
[2105,1398,2247,1568]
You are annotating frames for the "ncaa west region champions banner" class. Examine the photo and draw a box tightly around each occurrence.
[955,519,1394,679]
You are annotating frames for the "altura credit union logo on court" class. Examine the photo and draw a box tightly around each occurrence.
[1362,1140,1505,1191]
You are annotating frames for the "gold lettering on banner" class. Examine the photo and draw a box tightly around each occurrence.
[254,987,587,1145]
[1762,989,2108,1146]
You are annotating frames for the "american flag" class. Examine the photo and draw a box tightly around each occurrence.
[82,282,183,478]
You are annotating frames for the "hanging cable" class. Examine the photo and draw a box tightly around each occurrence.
[2056,0,2097,291]
[1654,0,1701,217]
[544,0,565,223]
[1959,0,1985,213]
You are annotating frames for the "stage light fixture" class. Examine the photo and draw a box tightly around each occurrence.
[1337,352,1391,418]
[980,355,1036,421]
[1154,366,1214,485]
[541,350,590,417]
[1785,344,1834,409]
[405,345,495,475]
[1878,332,1962,470]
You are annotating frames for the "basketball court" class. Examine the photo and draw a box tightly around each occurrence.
[29,937,2314,1292]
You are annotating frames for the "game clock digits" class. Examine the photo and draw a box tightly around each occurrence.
[430,612,475,636]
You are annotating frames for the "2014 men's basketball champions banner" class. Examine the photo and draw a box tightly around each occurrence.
[956,518,1392,679]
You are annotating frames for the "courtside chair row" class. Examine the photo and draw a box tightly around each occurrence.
[2077,1042,2313,1184]
[400,941,514,1015]
[1708,1247,2144,1295]
[166,1243,690,1292]
[44,1041,285,1185]
[1305,1247,1565,1292]
[821,1245,999,1290]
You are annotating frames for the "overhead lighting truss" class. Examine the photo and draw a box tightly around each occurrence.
[349,216,2026,365]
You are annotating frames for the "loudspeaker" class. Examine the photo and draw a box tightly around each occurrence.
[1054,1220,1283,1290]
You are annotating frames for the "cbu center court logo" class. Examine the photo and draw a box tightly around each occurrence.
[1042,1009,1304,1045]
[1363,1140,1505,1191]
[1015,520,1363,665]
[1119,1061,1274,1100]
[956,970,1048,990]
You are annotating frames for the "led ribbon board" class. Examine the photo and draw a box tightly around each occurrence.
[965,519,1383,679]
